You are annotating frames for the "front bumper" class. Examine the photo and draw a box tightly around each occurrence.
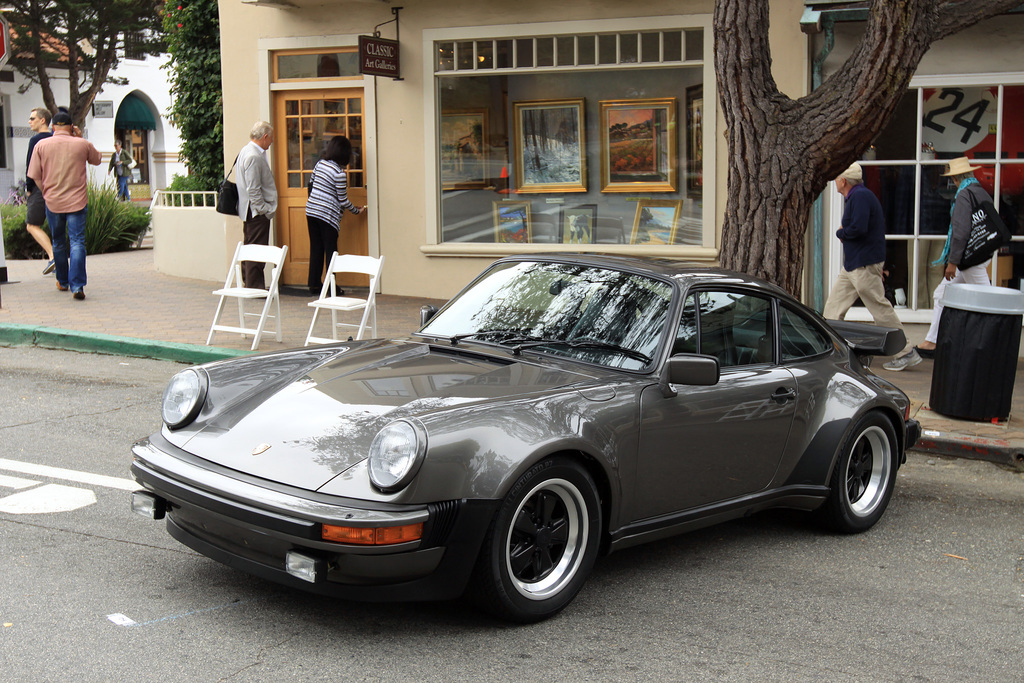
[130,436,498,602]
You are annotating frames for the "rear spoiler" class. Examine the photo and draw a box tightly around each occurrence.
[826,320,906,357]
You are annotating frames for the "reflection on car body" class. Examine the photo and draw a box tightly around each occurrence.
[131,254,920,622]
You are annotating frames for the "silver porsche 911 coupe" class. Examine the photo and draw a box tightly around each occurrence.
[131,254,920,622]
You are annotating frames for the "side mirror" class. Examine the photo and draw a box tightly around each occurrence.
[419,305,439,327]
[660,354,720,397]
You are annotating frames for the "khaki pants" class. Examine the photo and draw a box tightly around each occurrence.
[824,262,909,352]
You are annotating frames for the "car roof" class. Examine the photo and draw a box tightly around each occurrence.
[494,253,794,300]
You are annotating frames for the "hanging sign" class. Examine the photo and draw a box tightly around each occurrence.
[359,35,400,79]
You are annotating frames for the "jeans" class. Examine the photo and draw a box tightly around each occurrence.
[116,176,130,201]
[46,206,88,292]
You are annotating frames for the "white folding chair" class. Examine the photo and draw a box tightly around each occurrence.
[305,253,385,345]
[206,242,288,351]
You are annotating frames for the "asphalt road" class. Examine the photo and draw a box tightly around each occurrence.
[2,346,1023,681]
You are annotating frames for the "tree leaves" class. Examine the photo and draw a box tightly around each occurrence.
[6,0,164,127]
[162,0,223,189]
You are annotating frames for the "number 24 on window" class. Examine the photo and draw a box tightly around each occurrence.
[922,88,993,146]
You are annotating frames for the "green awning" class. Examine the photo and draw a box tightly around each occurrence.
[115,94,156,131]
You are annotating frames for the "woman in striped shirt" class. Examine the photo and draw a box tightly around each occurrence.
[305,135,365,295]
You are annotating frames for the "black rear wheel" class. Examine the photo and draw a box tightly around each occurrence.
[469,457,601,622]
[819,412,898,533]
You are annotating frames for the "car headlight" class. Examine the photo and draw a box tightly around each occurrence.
[162,368,208,429]
[368,419,427,492]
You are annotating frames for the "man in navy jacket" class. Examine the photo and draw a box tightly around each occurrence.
[823,162,921,371]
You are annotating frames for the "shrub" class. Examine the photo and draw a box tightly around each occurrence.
[167,174,209,192]
[85,183,151,253]
[163,174,217,207]
[1,204,47,259]
[0,184,150,258]
[163,0,223,190]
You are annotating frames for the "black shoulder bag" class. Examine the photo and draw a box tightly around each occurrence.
[959,190,1012,269]
[216,155,240,216]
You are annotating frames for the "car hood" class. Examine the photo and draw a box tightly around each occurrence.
[169,340,604,491]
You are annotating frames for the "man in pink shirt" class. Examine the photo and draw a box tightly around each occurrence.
[27,108,102,300]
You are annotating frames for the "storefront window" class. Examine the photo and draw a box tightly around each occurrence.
[434,29,704,248]
[857,82,1024,310]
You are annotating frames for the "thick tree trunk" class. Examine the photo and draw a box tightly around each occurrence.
[713,0,1021,297]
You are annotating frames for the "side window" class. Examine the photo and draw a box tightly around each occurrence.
[779,305,833,361]
[695,290,773,367]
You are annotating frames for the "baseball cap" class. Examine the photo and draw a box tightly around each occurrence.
[51,109,73,126]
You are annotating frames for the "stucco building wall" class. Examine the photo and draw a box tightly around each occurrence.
[216,0,812,300]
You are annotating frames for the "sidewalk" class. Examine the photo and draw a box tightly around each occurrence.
[2,248,1023,469]
[0,248,443,361]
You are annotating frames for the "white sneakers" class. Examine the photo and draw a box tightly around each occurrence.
[882,349,923,372]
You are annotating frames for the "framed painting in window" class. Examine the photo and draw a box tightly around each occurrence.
[512,99,587,193]
[559,204,598,244]
[631,199,682,245]
[685,85,703,196]
[440,110,488,190]
[600,98,677,193]
[493,201,533,243]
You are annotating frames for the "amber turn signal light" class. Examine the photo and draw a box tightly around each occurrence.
[321,522,424,545]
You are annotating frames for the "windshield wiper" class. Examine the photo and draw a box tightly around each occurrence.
[510,338,653,364]
[438,329,526,346]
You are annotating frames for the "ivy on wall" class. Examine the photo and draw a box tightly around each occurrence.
[163,0,223,190]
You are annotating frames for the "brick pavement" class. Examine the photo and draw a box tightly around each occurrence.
[0,248,443,351]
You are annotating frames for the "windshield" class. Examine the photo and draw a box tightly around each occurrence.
[419,261,673,370]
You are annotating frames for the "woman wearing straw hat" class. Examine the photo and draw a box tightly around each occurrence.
[889,156,993,368]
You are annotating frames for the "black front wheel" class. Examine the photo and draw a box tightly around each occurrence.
[819,412,898,533]
[469,457,601,622]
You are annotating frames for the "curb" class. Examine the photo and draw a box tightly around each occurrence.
[909,429,1024,469]
[0,323,251,365]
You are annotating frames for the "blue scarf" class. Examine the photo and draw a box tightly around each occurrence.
[932,177,979,266]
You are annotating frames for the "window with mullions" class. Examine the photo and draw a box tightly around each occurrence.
[854,83,1024,311]
[123,31,146,61]
[434,29,705,248]
[282,95,364,190]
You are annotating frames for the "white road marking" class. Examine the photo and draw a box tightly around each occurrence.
[0,473,39,489]
[106,600,251,628]
[106,613,137,626]
[0,484,97,514]
[0,457,136,491]
[0,457,137,515]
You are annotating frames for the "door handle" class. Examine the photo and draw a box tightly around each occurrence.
[770,387,796,404]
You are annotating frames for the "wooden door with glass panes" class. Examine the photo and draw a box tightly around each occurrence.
[273,89,367,286]
[127,130,149,188]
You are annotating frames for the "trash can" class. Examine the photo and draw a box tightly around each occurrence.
[929,284,1024,421]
